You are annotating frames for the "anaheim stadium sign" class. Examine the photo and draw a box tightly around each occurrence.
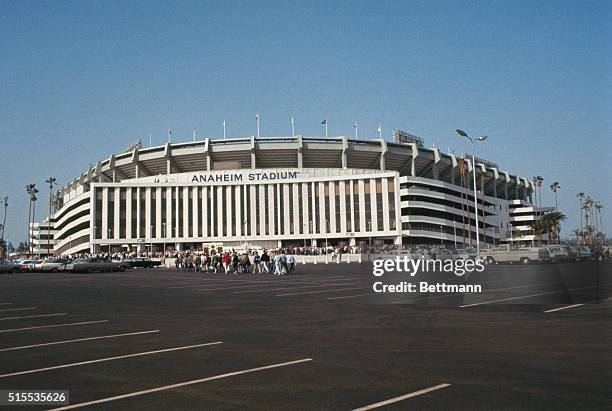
[190,171,299,184]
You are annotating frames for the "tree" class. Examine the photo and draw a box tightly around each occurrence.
[542,211,567,244]
[529,220,548,246]
[576,192,585,244]
[573,229,581,245]
[549,182,560,210]
[45,177,56,257]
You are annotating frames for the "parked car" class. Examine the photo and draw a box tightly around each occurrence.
[544,245,570,263]
[455,248,477,260]
[65,258,130,273]
[124,257,162,269]
[0,260,20,274]
[483,245,549,264]
[39,258,72,272]
[576,246,592,261]
[565,247,580,262]
[18,259,37,271]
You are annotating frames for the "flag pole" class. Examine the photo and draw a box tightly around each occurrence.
[291,116,295,137]
[377,124,382,139]
[168,128,172,143]
[256,113,260,138]
[193,122,196,142]
[223,120,226,139]
[353,121,358,139]
[149,133,152,148]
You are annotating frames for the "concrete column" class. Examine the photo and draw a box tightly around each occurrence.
[268,184,275,236]
[318,182,326,235]
[382,178,390,232]
[145,187,151,240]
[283,184,290,234]
[201,186,208,238]
[126,187,132,239]
[217,186,223,238]
[226,186,233,238]
[339,181,347,233]
[292,183,300,235]
[101,187,109,239]
[156,187,162,238]
[259,185,266,236]
[358,180,366,232]
[193,187,199,238]
[329,181,336,233]
[114,188,120,239]
[370,179,378,232]
[250,185,257,236]
[235,185,242,237]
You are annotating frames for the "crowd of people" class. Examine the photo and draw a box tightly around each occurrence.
[173,249,298,275]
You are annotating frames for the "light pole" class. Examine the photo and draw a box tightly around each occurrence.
[93,225,97,255]
[0,196,7,243]
[456,129,487,258]
[108,229,112,255]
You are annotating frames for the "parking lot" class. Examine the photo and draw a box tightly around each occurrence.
[0,261,610,410]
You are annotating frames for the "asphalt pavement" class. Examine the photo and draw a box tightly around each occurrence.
[0,260,610,410]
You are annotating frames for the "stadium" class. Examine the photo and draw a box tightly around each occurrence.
[31,130,547,256]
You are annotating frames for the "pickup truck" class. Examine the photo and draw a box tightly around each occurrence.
[483,245,549,265]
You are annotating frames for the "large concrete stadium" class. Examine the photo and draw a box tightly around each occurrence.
[31,130,547,256]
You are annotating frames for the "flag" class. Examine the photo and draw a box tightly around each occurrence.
[321,119,327,125]
[223,120,226,127]
[377,125,382,133]
[353,122,357,128]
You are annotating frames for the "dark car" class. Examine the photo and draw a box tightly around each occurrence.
[124,257,162,269]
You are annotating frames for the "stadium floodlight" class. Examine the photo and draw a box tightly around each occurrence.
[456,129,488,259]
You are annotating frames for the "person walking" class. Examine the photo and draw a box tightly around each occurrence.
[222,251,230,274]
[288,254,296,274]
[260,249,269,274]
[195,254,201,273]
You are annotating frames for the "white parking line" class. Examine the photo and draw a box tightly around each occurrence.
[0,330,160,352]
[544,304,585,313]
[0,320,108,333]
[327,294,371,300]
[48,358,312,410]
[390,280,567,305]
[0,307,37,313]
[460,283,612,308]
[276,286,366,296]
[352,383,451,410]
[0,341,222,379]
[0,313,67,321]
[233,282,357,294]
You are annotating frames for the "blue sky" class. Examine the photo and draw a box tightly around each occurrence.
[1,0,610,245]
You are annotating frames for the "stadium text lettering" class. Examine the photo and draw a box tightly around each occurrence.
[191,171,299,184]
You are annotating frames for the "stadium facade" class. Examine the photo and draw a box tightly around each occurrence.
[31,131,549,256]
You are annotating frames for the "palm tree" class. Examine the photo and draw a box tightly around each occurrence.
[573,229,581,245]
[542,211,566,244]
[29,188,39,258]
[576,192,585,244]
[529,220,548,246]
[25,184,36,257]
[549,182,560,210]
[45,177,56,257]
